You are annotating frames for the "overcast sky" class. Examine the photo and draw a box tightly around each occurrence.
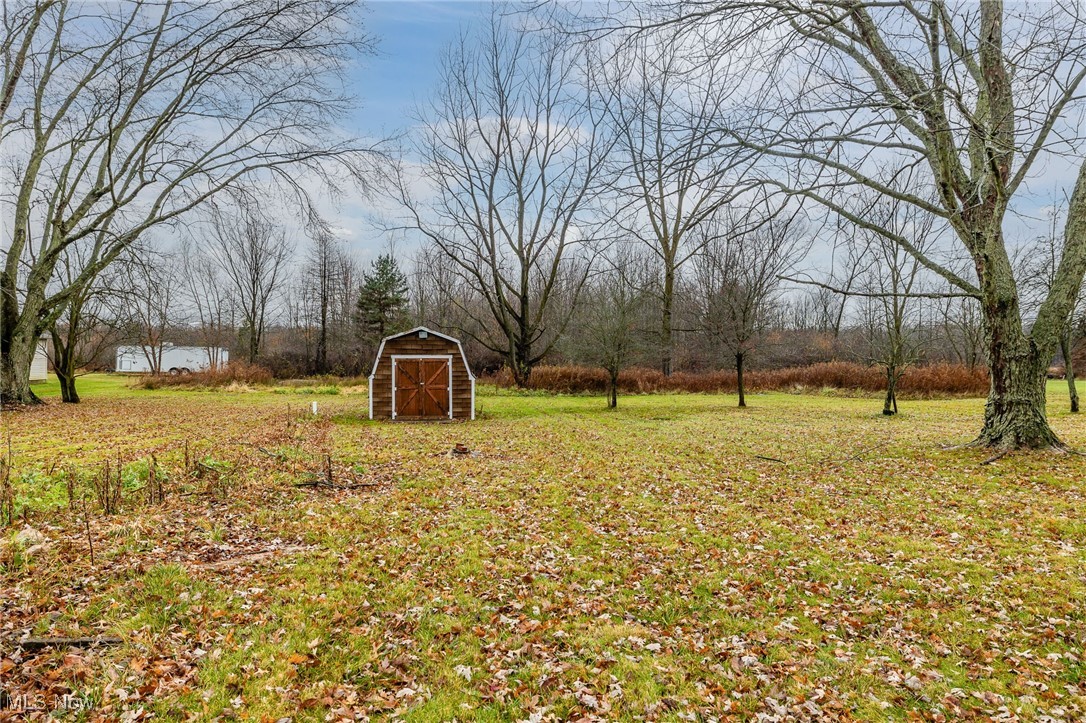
[320,1,1073,272]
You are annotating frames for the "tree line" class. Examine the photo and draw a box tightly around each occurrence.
[4,0,1086,451]
[43,193,1049,419]
[397,2,1086,450]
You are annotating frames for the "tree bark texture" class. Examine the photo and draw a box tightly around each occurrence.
[883,366,898,416]
[735,352,746,408]
[1060,332,1079,413]
[661,267,674,376]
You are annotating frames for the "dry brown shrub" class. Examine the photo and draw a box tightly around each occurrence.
[486,362,989,398]
[137,361,274,389]
[897,362,990,397]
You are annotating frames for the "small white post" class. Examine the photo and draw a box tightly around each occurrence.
[311,401,318,415]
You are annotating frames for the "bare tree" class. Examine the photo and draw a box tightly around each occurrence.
[849,201,938,416]
[564,249,654,408]
[48,238,127,403]
[299,229,356,374]
[692,201,809,407]
[181,241,235,371]
[1,0,379,403]
[205,199,293,364]
[936,294,986,372]
[598,30,752,374]
[785,283,850,341]
[783,179,953,413]
[396,5,613,386]
[636,1,1086,449]
[816,221,878,345]
[1017,202,1085,413]
[117,244,185,375]
[409,244,460,333]
[0,0,55,125]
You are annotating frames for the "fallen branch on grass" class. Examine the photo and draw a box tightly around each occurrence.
[819,444,888,467]
[236,442,291,461]
[193,460,234,477]
[12,636,123,651]
[293,479,381,490]
[753,454,786,464]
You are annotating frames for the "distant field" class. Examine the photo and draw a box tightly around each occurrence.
[2,375,1084,721]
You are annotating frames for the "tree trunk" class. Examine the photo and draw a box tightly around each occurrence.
[246,298,262,364]
[979,358,1056,447]
[1060,331,1079,413]
[1,316,41,405]
[509,332,533,388]
[56,365,80,404]
[735,351,746,408]
[661,266,674,376]
[248,323,259,365]
[510,361,531,388]
[316,284,328,374]
[970,193,1075,449]
[976,309,1061,448]
[50,329,81,404]
[609,371,618,409]
[883,365,897,416]
[316,323,327,375]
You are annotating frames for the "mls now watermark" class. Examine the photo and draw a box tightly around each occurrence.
[1,690,94,713]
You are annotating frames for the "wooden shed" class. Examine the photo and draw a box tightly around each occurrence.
[368,327,475,421]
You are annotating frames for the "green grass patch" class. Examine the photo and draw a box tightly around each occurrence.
[2,375,1084,720]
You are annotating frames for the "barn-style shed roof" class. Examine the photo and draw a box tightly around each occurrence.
[368,326,476,421]
[368,327,476,380]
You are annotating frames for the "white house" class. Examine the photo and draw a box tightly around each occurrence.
[30,338,49,382]
[115,344,228,374]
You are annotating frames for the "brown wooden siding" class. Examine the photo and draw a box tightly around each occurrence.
[370,333,473,420]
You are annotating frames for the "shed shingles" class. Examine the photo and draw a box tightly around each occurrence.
[370,333,472,419]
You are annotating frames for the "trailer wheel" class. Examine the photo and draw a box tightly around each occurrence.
[169,368,180,376]
[181,368,192,375]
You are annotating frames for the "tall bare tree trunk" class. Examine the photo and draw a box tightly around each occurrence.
[978,306,1060,447]
[735,351,746,408]
[510,331,533,388]
[247,304,261,365]
[56,370,79,404]
[1,328,38,405]
[883,365,898,416]
[316,292,328,374]
[50,328,80,404]
[1,270,44,404]
[974,163,1086,446]
[53,358,80,404]
[1060,331,1079,413]
[661,267,674,376]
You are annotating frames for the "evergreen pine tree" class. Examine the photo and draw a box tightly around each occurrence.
[356,254,410,343]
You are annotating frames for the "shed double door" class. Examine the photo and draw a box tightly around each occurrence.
[395,358,450,419]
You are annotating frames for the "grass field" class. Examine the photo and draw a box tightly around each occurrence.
[2,375,1085,721]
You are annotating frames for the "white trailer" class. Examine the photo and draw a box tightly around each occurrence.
[30,338,49,382]
[115,344,228,374]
